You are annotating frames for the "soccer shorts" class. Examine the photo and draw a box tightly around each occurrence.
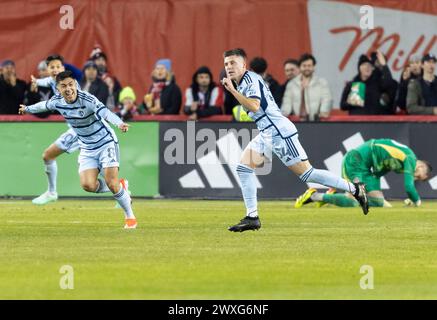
[78,141,120,173]
[342,150,380,192]
[247,132,308,167]
[54,128,80,154]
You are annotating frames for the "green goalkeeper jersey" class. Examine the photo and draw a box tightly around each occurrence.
[355,139,419,202]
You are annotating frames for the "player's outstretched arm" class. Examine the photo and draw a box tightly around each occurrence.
[31,75,52,88]
[98,106,129,132]
[18,101,50,115]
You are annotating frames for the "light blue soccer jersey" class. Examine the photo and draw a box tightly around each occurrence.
[25,90,123,151]
[237,71,297,138]
[36,77,81,95]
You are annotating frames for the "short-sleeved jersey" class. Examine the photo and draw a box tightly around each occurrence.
[356,139,419,202]
[237,71,297,138]
[26,90,121,151]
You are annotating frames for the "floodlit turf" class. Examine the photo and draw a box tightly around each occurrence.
[0,199,437,299]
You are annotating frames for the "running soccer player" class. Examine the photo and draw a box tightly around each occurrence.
[29,54,80,205]
[19,70,137,229]
[221,48,369,232]
[295,138,432,209]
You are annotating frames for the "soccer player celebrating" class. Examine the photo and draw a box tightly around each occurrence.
[295,139,432,209]
[29,54,80,205]
[221,48,369,232]
[19,71,137,229]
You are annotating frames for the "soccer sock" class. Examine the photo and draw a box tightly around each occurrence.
[95,178,111,193]
[368,197,384,207]
[299,167,356,194]
[322,194,359,207]
[236,164,258,217]
[113,188,135,219]
[44,160,57,193]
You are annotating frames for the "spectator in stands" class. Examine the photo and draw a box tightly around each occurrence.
[114,86,138,121]
[280,58,300,104]
[26,60,53,112]
[340,51,395,115]
[0,60,27,114]
[184,66,223,120]
[90,47,122,105]
[80,60,109,104]
[249,57,282,105]
[397,54,423,112]
[139,59,182,115]
[219,68,239,115]
[406,54,437,115]
[281,53,333,121]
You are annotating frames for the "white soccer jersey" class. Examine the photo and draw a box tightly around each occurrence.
[237,71,297,138]
[25,90,122,151]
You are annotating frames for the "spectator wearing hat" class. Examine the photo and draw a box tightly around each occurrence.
[340,50,395,115]
[281,53,333,121]
[396,54,423,112]
[80,60,109,104]
[114,86,138,121]
[407,53,437,115]
[140,59,182,115]
[184,66,223,120]
[249,57,282,105]
[0,60,27,114]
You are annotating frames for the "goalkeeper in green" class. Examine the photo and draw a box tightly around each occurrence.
[295,139,432,208]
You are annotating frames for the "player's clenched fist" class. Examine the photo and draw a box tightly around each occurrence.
[221,78,235,93]
[18,104,27,115]
[118,123,130,132]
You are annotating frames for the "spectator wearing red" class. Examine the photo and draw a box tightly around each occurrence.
[184,66,223,120]
[140,59,182,115]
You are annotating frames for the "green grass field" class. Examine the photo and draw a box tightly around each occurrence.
[1,199,437,299]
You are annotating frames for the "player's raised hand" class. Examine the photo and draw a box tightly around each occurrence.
[221,77,235,93]
[18,104,27,115]
[30,75,37,86]
[119,123,130,132]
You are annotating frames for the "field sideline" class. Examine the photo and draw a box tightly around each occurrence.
[0,199,436,299]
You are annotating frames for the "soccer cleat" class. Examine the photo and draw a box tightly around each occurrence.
[124,218,137,229]
[294,188,317,208]
[315,188,337,208]
[353,182,369,215]
[115,178,132,208]
[228,216,261,232]
[32,191,58,205]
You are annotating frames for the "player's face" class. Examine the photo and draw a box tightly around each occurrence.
[284,63,300,80]
[48,60,65,79]
[196,73,210,87]
[414,161,430,181]
[57,77,77,103]
[224,55,246,81]
[300,60,315,77]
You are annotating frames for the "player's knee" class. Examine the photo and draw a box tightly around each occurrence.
[81,181,97,193]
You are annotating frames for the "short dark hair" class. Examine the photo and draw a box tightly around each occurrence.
[299,53,316,66]
[56,70,74,84]
[421,160,433,179]
[223,48,247,59]
[46,54,64,66]
[284,58,299,67]
[250,57,268,74]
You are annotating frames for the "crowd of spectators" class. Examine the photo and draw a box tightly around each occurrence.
[1,46,436,121]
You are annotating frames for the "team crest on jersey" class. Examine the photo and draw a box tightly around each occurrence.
[79,110,84,117]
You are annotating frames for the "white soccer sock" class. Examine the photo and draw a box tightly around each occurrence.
[113,188,135,219]
[299,167,356,194]
[95,178,111,193]
[44,160,57,193]
[236,164,258,217]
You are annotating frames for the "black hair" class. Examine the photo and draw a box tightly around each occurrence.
[46,54,64,66]
[190,66,216,105]
[223,48,247,59]
[250,57,268,74]
[56,70,74,84]
[421,160,433,178]
[284,58,299,67]
[298,53,316,66]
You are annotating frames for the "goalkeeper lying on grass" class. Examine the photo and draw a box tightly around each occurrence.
[295,139,432,208]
